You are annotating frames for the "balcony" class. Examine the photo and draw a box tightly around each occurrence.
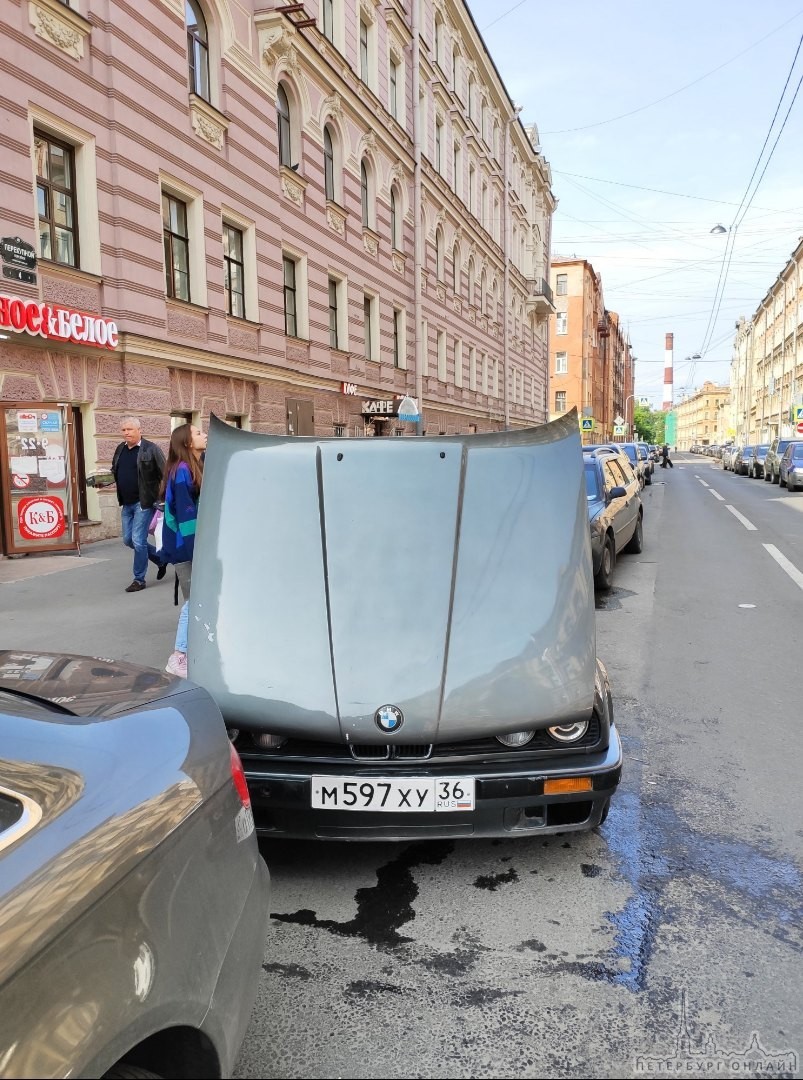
[526,277,555,318]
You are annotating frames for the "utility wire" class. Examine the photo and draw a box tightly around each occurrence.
[540,9,803,134]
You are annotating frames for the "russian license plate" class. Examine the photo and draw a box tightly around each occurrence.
[311,776,475,813]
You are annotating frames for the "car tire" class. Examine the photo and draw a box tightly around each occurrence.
[645,472,652,486]
[624,514,643,555]
[774,470,781,485]
[595,535,615,591]
[779,472,786,488]
[764,470,772,482]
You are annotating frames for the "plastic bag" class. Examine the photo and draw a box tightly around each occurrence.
[148,507,164,551]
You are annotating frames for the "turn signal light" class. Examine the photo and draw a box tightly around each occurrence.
[543,776,593,795]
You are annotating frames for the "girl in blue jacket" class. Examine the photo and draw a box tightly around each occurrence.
[160,423,207,678]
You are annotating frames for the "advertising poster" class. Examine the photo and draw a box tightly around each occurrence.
[1,405,77,553]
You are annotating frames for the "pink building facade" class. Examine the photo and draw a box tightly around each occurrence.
[0,0,555,544]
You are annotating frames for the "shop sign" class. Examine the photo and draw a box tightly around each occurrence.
[17,495,66,540]
[1,237,37,286]
[361,398,399,417]
[341,382,358,395]
[0,292,118,349]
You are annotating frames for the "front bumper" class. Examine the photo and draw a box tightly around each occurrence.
[241,726,622,841]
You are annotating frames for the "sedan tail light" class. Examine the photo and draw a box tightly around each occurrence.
[229,742,251,809]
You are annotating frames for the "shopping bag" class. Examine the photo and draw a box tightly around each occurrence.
[148,506,164,551]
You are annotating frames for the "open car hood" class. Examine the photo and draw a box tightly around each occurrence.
[190,412,596,743]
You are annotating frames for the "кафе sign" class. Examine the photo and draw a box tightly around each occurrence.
[0,292,119,349]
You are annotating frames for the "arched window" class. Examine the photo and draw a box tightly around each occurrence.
[390,186,400,249]
[480,269,487,314]
[467,257,475,305]
[435,227,444,280]
[277,84,292,168]
[467,73,475,121]
[323,124,335,202]
[360,159,370,228]
[186,0,210,102]
[452,242,461,292]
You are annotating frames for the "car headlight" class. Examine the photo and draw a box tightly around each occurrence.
[547,720,590,744]
[496,730,535,747]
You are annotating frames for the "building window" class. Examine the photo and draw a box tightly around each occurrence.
[452,241,461,291]
[433,15,442,66]
[437,330,446,380]
[163,193,190,301]
[393,307,404,368]
[556,311,568,335]
[469,345,477,391]
[482,354,488,395]
[555,351,568,374]
[435,118,443,173]
[452,48,459,92]
[322,0,334,42]
[556,273,568,295]
[390,58,399,119]
[277,84,292,168]
[283,255,298,337]
[323,124,335,202]
[359,19,369,81]
[390,186,400,249]
[186,0,210,102]
[361,159,371,228]
[453,142,461,197]
[223,223,244,318]
[34,131,79,267]
[435,227,444,280]
[363,293,377,361]
[555,390,566,413]
[467,257,475,305]
[468,73,475,120]
[454,338,463,387]
[327,276,339,348]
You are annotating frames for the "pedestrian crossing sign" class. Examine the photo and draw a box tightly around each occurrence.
[580,418,595,431]
[795,406,803,423]
[613,424,626,436]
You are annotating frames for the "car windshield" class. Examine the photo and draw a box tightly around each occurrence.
[756,446,769,456]
[777,441,790,453]
[622,446,637,463]
[743,447,754,457]
[584,463,601,500]
[791,445,803,460]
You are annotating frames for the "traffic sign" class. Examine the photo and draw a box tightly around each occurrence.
[797,419,803,435]
[580,418,594,431]
[613,424,626,436]
[613,414,624,426]
[795,406,803,423]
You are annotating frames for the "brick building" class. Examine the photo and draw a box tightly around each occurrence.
[548,258,633,443]
[0,0,555,551]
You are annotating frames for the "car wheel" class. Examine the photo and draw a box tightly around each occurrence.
[779,472,786,488]
[645,472,652,486]
[595,535,615,591]
[764,470,772,482]
[624,514,643,554]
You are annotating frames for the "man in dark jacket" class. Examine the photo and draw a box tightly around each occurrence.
[661,443,674,469]
[111,416,166,592]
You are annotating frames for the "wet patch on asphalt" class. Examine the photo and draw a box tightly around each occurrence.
[271,840,453,949]
[473,867,520,890]
[344,979,405,998]
[261,961,313,980]
[596,585,637,611]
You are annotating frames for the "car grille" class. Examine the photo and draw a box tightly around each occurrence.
[236,714,602,762]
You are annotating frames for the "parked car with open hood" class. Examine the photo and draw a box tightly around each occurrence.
[0,651,269,1079]
[189,413,623,842]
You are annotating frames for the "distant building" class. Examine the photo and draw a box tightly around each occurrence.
[674,382,730,449]
[548,258,633,442]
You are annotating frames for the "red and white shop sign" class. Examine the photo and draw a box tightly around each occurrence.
[341,382,358,395]
[17,496,66,540]
[0,293,118,350]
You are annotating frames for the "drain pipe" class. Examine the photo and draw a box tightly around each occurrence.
[412,2,423,435]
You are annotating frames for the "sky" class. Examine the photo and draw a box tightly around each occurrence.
[466,0,803,406]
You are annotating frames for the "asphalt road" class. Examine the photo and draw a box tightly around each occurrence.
[1,453,801,1079]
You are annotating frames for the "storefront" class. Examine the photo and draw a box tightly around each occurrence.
[0,292,118,555]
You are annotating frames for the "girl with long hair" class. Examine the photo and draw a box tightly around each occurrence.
[160,422,207,677]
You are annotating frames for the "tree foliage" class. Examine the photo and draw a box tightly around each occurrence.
[633,405,665,444]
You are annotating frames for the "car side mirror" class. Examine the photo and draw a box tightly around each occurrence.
[609,485,627,500]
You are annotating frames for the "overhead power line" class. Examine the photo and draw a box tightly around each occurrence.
[540,9,803,134]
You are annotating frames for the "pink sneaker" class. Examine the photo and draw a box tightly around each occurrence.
[165,652,188,679]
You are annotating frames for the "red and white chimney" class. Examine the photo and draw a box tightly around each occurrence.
[663,333,674,411]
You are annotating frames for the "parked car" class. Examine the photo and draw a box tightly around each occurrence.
[750,444,770,479]
[637,442,654,483]
[584,447,644,590]
[0,650,270,1079]
[190,415,623,841]
[764,438,803,484]
[733,445,755,475]
[779,441,803,491]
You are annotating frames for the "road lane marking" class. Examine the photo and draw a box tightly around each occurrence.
[725,505,757,530]
[708,489,725,501]
[763,544,803,592]
[696,477,710,487]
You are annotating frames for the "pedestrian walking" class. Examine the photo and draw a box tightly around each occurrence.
[159,423,207,679]
[111,416,167,593]
[661,443,674,469]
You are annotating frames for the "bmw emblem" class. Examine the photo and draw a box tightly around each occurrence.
[375,704,404,733]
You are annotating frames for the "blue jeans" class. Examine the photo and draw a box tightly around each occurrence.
[121,503,160,583]
[175,601,189,653]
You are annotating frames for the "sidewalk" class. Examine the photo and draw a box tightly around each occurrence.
[0,539,178,671]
